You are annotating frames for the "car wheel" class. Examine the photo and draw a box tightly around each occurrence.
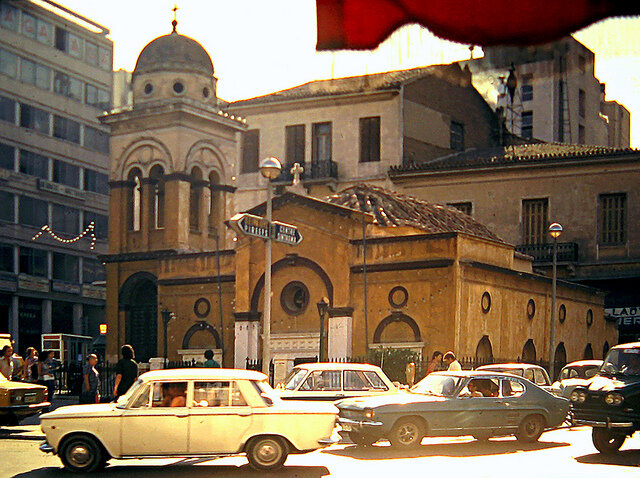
[389,418,424,448]
[515,415,545,443]
[349,432,378,446]
[59,435,104,473]
[246,436,289,471]
[592,428,626,454]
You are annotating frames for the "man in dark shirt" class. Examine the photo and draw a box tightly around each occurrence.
[113,344,138,398]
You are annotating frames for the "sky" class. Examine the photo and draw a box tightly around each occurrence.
[45,0,640,147]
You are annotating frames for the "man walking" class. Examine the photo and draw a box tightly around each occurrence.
[443,351,462,371]
[113,344,138,399]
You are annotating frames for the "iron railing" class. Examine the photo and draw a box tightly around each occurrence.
[515,242,579,263]
[275,160,339,183]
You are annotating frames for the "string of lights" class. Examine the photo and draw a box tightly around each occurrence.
[32,222,98,250]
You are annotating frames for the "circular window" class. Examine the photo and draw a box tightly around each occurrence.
[194,298,210,318]
[527,299,535,319]
[202,87,210,98]
[559,304,566,323]
[173,81,185,94]
[280,281,309,316]
[481,292,491,314]
[586,309,593,327]
[143,82,153,95]
[388,286,409,308]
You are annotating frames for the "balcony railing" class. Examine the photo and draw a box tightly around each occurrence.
[276,160,338,183]
[515,242,579,263]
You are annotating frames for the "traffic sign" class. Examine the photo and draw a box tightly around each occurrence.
[272,221,303,245]
[228,213,270,240]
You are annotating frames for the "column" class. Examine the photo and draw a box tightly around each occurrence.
[10,295,18,349]
[42,299,52,334]
[234,314,260,368]
[73,303,84,335]
[328,313,353,360]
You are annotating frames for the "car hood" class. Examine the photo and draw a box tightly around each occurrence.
[40,403,117,419]
[588,375,640,392]
[556,378,590,388]
[0,379,46,391]
[337,391,446,409]
[273,399,338,415]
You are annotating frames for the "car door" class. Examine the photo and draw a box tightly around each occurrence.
[120,381,189,456]
[189,380,253,454]
[442,378,502,433]
[494,378,527,429]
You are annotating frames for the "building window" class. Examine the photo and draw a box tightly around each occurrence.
[522,198,548,245]
[599,193,626,245]
[20,150,48,179]
[21,59,51,90]
[280,281,309,316]
[447,202,473,216]
[241,129,259,173]
[52,253,78,283]
[0,244,14,273]
[189,167,203,232]
[54,71,83,102]
[360,116,381,162]
[521,74,533,102]
[53,115,80,144]
[578,124,585,144]
[83,211,108,239]
[0,4,19,31]
[19,196,48,228]
[578,55,586,74]
[85,84,110,110]
[83,126,109,153]
[149,165,165,229]
[84,169,108,195]
[285,124,305,166]
[82,258,105,284]
[0,143,14,170]
[312,122,332,162]
[53,160,79,188]
[51,204,79,235]
[450,120,464,151]
[126,168,142,231]
[20,104,50,135]
[0,49,19,78]
[521,111,533,139]
[54,26,68,52]
[0,191,14,222]
[578,89,586,118]
[19,246,48,277]
[0,95,15,124]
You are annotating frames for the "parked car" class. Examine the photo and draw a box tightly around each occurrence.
[277,362,397,401]
[39,368,338,472]
[0,374,50,426]
[336,370,569,447]
[476,363,552,391]
[550,360,603,398]
[571,342,640,454]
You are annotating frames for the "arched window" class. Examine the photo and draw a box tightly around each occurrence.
[522,339,536,363]
[190,167,202,231]
[149,165,165,229]
[208,170,221,234]
[583,343,594,360]
[127,168,142,231]
[475,335,493,363]
[553,342,567,381]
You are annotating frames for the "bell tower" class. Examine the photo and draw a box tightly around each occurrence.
[101,22,245,254]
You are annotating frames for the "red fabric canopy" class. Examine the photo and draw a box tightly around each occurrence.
[316,0,638,49]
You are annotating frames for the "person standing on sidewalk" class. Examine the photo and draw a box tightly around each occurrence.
[23,347,38,382]
[113,344,138,399]
[203,349,221,368]
[1,345,13,379]
[443,351,462,371]
[80,354,100,404]
[37,350,57,404]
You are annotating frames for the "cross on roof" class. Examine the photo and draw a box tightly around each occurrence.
[171,4,179,32]
[290,162,304,185]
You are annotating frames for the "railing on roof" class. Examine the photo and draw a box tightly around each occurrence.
[515,242,579,263]
[276,160,338,183]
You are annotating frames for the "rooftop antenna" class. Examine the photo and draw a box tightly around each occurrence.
[172,4,178,33]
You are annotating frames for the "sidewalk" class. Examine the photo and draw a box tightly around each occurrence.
[1,395,79,440]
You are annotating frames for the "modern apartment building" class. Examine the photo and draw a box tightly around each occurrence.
[0,1,112,353]
[463,37,630,148]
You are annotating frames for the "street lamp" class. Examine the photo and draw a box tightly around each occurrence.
[317,297,330,362]
[548,222,563,381]
[260,157,281,378]
[161,308,175,365]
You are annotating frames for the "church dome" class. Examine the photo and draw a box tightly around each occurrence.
[133,31,214,78]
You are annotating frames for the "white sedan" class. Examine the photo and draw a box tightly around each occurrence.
[39,369,338,472]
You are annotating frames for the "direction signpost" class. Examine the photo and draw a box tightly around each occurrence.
[229,213,303,245]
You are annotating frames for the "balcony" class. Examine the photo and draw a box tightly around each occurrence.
[276,160,339,183]
[515,242,579,263]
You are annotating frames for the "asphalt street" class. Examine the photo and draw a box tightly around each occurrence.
[1,423,640,478]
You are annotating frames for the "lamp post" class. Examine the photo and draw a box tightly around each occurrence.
[260,157,281,377]
[161,308,174,365]
[548,222,563,381]
[317,297,330,362]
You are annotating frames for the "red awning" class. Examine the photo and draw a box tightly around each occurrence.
[316,0,638,49]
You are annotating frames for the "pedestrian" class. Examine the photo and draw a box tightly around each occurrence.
[203,349,221,368]
[113,344,138,399]
[1,345,13,380]
[11,351,23,380]
[427,351,443,374]
[23,347,38,382]
[443,351,462,371]
[80,354,100,404]
[37,350,58,403]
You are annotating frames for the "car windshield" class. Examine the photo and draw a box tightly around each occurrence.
[600,348,640,376]
[283,368,308,391]
[411,374,462,397]
[115,378,144,408]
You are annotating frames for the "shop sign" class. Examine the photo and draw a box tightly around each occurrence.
[81,284,106,300]
[18,274,49,293]
[51,280,81,295]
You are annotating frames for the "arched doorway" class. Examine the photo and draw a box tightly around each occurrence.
[583,343,594,360]
[603,341,610,358]
[119,273,158,363]
[475,335,493,364]
[373,313,421,344]
[553,342,567,381]
[522,339,536,363]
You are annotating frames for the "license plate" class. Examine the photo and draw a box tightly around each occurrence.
[25,393,37,403]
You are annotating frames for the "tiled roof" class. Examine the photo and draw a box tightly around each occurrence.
[228,64,464,107]
[326,184,504,243]
[390,143,638,174]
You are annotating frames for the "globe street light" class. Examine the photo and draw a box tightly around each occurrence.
[260,157,281,379]
[548,222,563,380]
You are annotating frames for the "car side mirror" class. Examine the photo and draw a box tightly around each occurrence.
[261,393,274,406]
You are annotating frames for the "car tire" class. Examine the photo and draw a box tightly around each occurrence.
[349,432,378,446]
[59,435,104,473]
[592,428,626,454]
[515,415,545,443]
[389,418,424,448]
[246,435,289,471]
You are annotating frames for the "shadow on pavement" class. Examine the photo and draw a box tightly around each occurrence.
[575,449,640,467]
[326,438,569,459]
[13,464,331,478]
[0,428,43,441]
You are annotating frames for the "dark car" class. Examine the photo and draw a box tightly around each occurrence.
[336,371,569,447]
[571,342,640,454]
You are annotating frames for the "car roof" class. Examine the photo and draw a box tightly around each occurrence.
[139,368,267,382]
[562,360,603,368]
[291,362,384,371]
[430,370,525,379]
[476,363,544,370]
[611,342,640,350]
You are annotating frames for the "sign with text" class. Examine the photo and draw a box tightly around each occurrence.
[272,221,303,245]
[606,307,640,329]
[228,213,271,240]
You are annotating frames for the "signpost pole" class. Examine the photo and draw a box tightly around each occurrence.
[262,177,273,378]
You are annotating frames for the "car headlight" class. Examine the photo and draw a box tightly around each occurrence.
[570,391,580,402]
[604,393,624,406]
[364,408,375,419]
[571,391,587,403]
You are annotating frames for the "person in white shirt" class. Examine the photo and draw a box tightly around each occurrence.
[1,345,14,379]
[443,351,462,371]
